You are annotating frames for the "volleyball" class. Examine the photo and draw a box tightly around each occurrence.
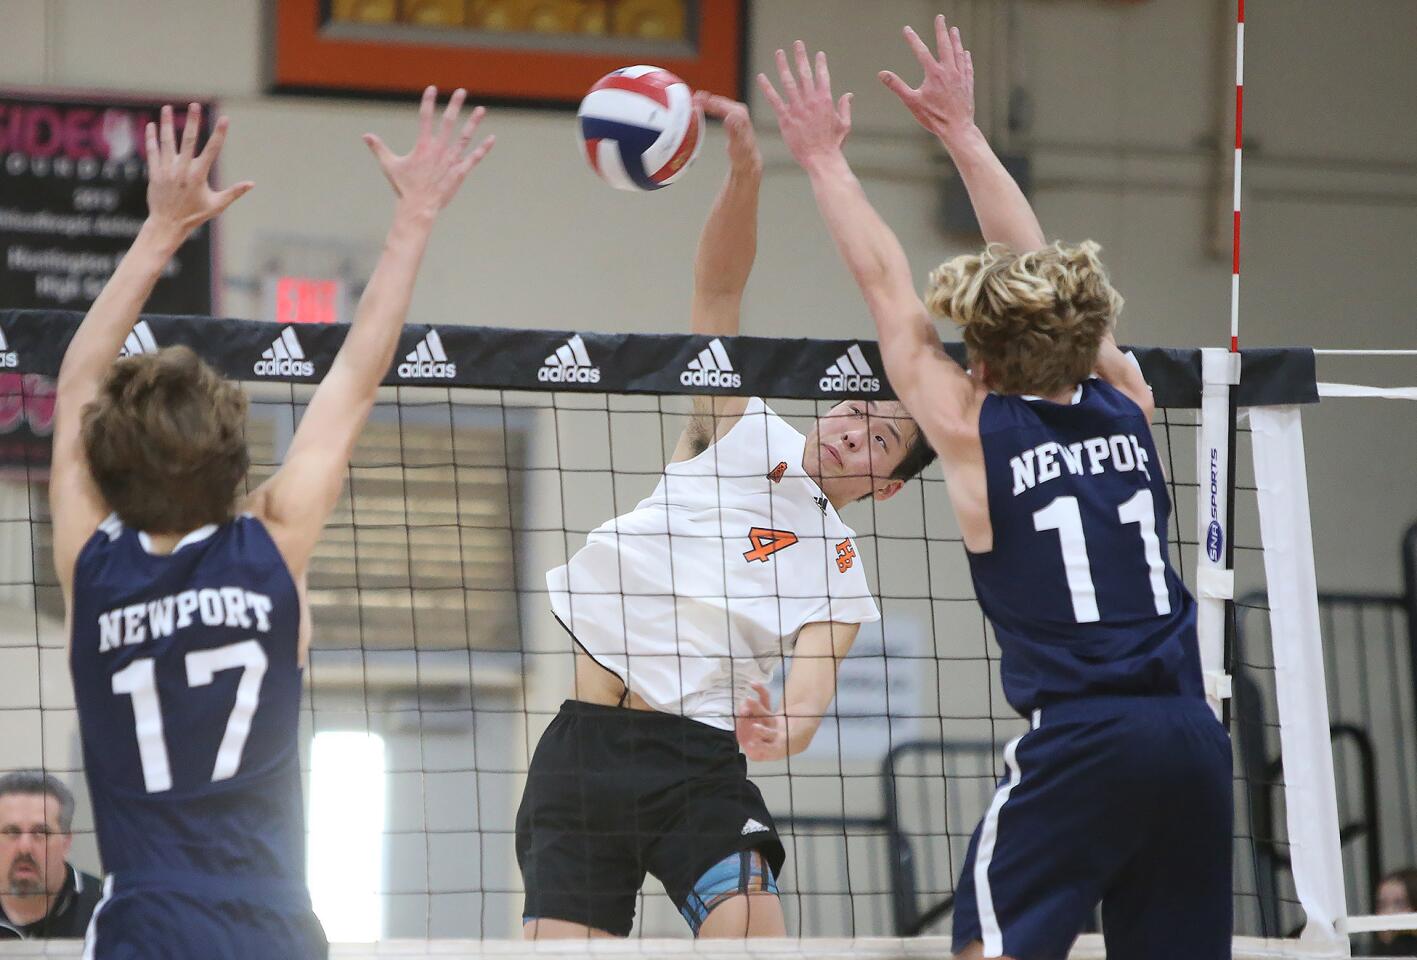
[576,65,703,191]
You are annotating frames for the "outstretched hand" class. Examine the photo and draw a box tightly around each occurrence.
[735,682,788,762]
[694,92,761,176]
[144,103,253,237]
[879,14,977,144]
[364,86,495,217]
[756,41,853,172]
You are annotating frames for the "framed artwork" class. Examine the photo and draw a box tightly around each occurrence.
[271,0,748,105]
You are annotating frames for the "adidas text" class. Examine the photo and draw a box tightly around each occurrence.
[398,360,457,379]
[254,357,314,377]
[0,352,16,368]
[539,365,600,384]
[819,373,880,393]
[680,368,742,389]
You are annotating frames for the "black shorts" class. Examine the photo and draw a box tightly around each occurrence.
[516,699,786,936]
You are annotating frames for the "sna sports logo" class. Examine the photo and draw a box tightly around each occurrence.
[1206,447,1224,562]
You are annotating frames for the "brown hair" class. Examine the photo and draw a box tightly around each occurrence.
[926,240,1122,397]
[1380,868,1417,912]
[82,346,249,533]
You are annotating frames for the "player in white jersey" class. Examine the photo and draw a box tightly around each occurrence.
[518,94,937,942]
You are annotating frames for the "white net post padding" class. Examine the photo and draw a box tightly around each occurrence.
[1197,348,1240,716]
[1309,373,1417,943]
[1249,406,1348,954]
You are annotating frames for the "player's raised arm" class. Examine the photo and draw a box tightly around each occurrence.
[758,43,979,456]
[246,87,493,585]
[735,620,859,761]
[881,15,1045,253]
[671,93,762,461]
[49,104,253,599]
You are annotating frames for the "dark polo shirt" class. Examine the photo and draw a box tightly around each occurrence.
[0,863,103,939]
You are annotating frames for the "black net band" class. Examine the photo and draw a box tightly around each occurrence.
[0,309,1317,408]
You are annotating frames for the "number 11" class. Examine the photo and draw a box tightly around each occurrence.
[1032,490,1171,624]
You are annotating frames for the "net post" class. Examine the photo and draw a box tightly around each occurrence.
[1249,407,1349,952]
[1197,348,1239,718]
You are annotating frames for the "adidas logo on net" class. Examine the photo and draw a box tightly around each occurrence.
[119,321,159,358]
[680,338,741,389]
[254,327,314,378]
[397,330,456,380]
[819,344,880,393]
[538,334,600,384]
[0,328,16,368]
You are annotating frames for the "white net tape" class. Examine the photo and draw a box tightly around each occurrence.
[0,937,1361,959]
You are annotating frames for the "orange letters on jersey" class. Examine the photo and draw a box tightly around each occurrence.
[835,539,856,573]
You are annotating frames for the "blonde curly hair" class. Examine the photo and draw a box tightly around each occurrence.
[926,240,1122,397]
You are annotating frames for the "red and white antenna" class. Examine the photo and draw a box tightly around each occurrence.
[1229,0,1245,353]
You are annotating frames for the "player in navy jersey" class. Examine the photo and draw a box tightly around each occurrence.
[48,91,493,959]
[761,17,1231,960]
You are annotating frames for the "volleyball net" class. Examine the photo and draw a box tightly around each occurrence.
[0,309,1399,957]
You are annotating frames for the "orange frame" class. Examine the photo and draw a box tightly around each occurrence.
[271,0,747,104]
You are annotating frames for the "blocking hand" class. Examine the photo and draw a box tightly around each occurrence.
[879,14,977,144]
[144,103,253,235]
[363,86,495,216]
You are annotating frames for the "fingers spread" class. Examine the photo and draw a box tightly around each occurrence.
[159,104,176,164]
[951,25,967,69]
[196,116,229,177]
[363,132,396,167]
[903,25,936,72]
[793,40,814,89]
[455,105,486,155]
[144,122,160,170]
[879,70,916,103]
[774,48,800,102]
[814,50,832,97]
[837,92,853,129]
[178,102,201,160]
[755,73,787,114]
[455,134,495,176]
[439,88,467,145]
[418,85,436,141]
[213,180,255,215]
[936,15,955,68]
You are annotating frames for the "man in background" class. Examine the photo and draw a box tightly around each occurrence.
[0,771,101,939]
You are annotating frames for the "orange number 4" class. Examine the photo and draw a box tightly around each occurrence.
[744,527,798,563]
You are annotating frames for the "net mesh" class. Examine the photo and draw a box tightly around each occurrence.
[0,318,1350,956]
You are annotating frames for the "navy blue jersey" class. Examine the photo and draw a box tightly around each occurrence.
[70,514,307,884]
[967,379,1203,714]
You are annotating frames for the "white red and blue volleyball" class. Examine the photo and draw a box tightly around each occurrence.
[577,65,703,191]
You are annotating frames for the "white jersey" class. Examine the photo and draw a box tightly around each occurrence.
[546,398,881,729]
